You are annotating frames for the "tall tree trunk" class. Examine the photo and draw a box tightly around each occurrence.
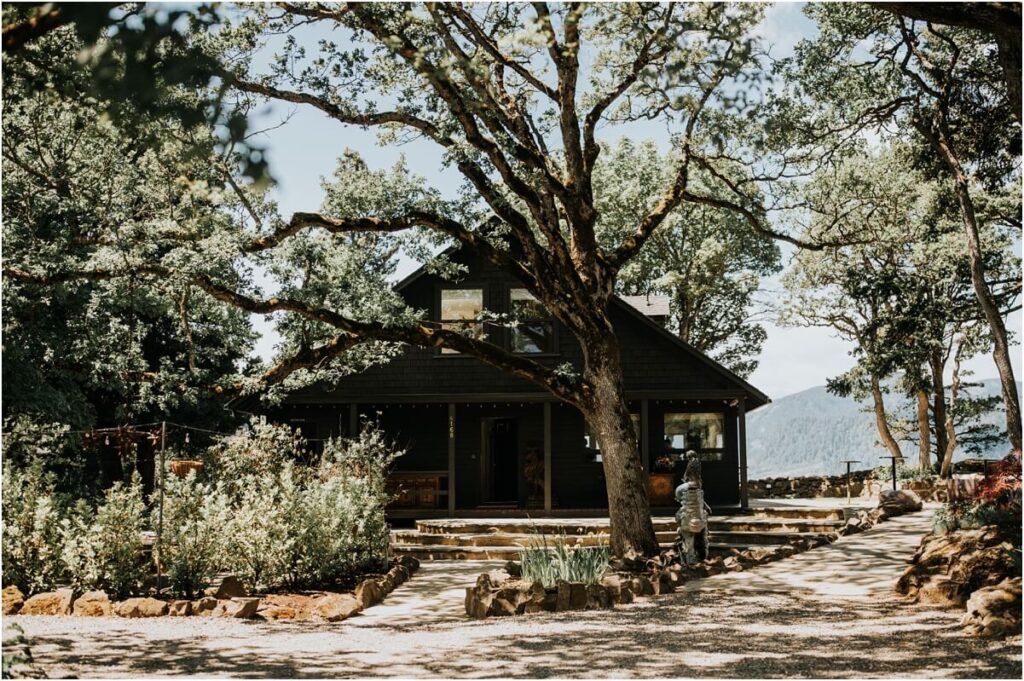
[917,388,932,472]
[925,120,1022,451]
[939,351,965,478]
[929,352,950,467]
[869,374,904,461]
[581,332,659,557]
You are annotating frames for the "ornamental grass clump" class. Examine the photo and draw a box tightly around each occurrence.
[518,532,611,587]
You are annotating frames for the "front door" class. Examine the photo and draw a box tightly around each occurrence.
[488,418,519,502]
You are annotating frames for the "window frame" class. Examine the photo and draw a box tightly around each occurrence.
[661,411,726,463]
[507,287,558,356]
[436,285,487,356]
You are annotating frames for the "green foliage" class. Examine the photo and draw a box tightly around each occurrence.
[871,462,933,482]
[205,418,309,501]
[593,139,781,377]
[60,474,149,600]
[1,462,67,595]
[222,472,293,592]
[519,534,611,588]
[159,470,230,599]
[933,500,1021,538]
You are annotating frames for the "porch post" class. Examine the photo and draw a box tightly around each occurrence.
[640,399,650,469]
[543,401,552,513]
[448,403,456,515]
[738,398,749,509]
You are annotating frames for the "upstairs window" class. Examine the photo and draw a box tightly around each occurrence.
[440,289,484,354]
[510,288,554,354]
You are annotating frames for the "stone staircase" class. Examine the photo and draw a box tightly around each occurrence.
[390,506,848,561]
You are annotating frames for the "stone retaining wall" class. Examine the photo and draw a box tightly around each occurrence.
[748,470,949,502]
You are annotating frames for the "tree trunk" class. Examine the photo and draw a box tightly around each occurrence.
[929,352,950,469]
[939,351,965,479]
[869,374,904,461]
[581,332,660,557]
[926,120,1022,451]
[917,388,932,473]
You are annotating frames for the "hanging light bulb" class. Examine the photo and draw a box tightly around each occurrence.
[105,434,110,445]
[185,432,190,444]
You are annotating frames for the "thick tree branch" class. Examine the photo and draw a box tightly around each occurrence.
[2,4,70,52]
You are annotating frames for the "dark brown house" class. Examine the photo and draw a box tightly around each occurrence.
[242,248,769,517]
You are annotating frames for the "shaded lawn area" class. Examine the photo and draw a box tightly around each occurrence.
[11,589,1021,679]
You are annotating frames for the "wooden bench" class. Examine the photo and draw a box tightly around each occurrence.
[387,470,449,509]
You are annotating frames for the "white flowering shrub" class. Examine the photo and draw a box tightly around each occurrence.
[222,470,293,591]
[1,463,67,594]
[61,473,149,599]
[159,470,231,598]
[206,418,308,501]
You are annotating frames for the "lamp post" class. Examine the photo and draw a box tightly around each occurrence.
[839,459,860,505]
[880,455,900,492]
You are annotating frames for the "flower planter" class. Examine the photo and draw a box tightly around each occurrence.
[648,472,675,505]
[169,459,204,478]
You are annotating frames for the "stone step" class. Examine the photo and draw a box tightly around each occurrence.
[415,518,678,535]
[707,517,845,533]
[748,506,847,521]
[390,541,765,561]
[392,530,679,547]
[709,530,834,545]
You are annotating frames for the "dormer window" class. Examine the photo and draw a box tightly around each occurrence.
[439,288,484,354]
[510,288,554,354]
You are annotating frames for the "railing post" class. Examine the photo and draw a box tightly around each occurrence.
[448,403,456,515]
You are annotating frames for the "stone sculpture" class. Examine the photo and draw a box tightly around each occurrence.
[675,451,710,564]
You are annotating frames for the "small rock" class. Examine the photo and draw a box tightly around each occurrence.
[555,580,572,611]
[315,593,362,622]
[207,575,246,599]
[167,600,192,616]
[569,582,588,609]
[397,555,420,572]
[261,605,297,620]
[723,557,744,572]
[355,579,385,609]
[585,584,613,609]
[73,591,111,617]
[878,489,923,517]
[3,586,25,615]
[391,565,411,585]
[21,588,74,616]
[378,574,396,594]
[259,594,315,620]
[503,560,521,578]
[114,597,168,618]
[962,577,1021,638]
[193,596,219,616]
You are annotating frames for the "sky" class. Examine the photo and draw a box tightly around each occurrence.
[242,2,1022,401]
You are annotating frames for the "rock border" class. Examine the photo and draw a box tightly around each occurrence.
[3,555,420,624]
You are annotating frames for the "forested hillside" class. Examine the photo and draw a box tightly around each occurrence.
[747,379,1018,478]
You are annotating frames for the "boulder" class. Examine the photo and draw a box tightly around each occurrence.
[229,598,261,619]
[20,588,74,616]
[259,594,314,621]
[73,591,112,617]
[391,565,411,585]
[114,597,168,618]
[568,582,588,609]
[585,584,613,609]
[555,580,572,611]
[396,555,420,572]
[465,574,494,619]
[878,489,923,517]
[896,527,1017,605]
[315,593,362,622]
[378,574,396,594]
[167,600,192,617]
[962,578,1022,638]
[192,596,219,616]
[723,557,744,572]
[502,560,521,578]
[355,578,386,609]
[3,586,25,615]
[207,575,246,600]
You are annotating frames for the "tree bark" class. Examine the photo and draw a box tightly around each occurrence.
[929,352,950,467]
[922,118,1023,451]
[870,374,904,461]
[939,351,965,478]
[917,388,932,472]
[579,330,660,557]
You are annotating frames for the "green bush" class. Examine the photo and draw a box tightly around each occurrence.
[61,473,149,599]
[222,470,292,592]
[159,470,230,598]
[519,533,611,587]
[206,418,308,501]
[933,500,1021,536]
[1,462,68,594]
[872,462,933,482]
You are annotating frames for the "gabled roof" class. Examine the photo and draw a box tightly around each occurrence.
[620,295,671,319]
[392,248,770,408]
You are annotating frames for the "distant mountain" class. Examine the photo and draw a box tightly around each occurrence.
[746,378,1019,479]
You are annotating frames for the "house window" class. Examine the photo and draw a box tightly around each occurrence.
[663,412,724,462]
[439,288,484,354]
[510,288,554,354]
[585,414,641,463]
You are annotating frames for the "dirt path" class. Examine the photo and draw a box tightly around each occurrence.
[8,510,1021,679]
